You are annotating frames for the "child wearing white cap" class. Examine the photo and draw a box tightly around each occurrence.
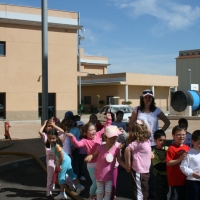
[85,125,126,200]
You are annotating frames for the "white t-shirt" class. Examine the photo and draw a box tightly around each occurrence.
[180,148,200,181]
[133,106,161,146]
[59,133,71,155]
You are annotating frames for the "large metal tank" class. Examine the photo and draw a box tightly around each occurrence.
[171,90,200,112]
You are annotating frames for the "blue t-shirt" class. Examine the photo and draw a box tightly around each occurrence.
[70,127,80,146]
[184,131,192,148]
[112,121,127,131]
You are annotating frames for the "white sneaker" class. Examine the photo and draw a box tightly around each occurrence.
[67,183,76,191]
[76,185,85,194]
[53,184,55,190]
[46,191,52,196]
[54,192,67,199]
[80,176,86,181]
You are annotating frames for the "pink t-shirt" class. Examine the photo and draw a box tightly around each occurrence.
[70,119,112,163]
[95,144,120,181]
[129,140,151,173]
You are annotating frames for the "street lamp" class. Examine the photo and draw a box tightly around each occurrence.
[188,69,191,90]
[109,96,120,105]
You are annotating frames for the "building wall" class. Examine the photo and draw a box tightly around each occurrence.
[176,57,200,91]
[80,48,108,75]
[82,85,170,113]
[83,65,106,75]
[0,5,79,120]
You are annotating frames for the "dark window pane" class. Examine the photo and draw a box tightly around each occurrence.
[38,93,56,118]
[84,96,91,104]
[0,42,5,55]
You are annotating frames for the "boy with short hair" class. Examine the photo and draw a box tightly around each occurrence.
[166,125,190,200]
[152,129,168,200]
[178,118,192,148]
[180,130,200,200]
[112,110,126,131]
[112,110,127,144]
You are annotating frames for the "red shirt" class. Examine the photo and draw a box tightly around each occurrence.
[4,122,11,136]
[166,144,190,186]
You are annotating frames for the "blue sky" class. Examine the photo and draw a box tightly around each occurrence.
[1,0,200,76]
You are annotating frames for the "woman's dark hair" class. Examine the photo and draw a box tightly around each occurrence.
[47,128,63,147]
[139,96,156,112]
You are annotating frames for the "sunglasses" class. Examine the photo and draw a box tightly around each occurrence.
[142,90,153,95]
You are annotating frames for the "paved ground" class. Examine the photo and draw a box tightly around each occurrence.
[0,115,200,199]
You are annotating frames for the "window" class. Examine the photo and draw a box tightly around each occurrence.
[0,42,5,56]
[38,93,56,118]
[0,93,6,119]
[84,96,91,104]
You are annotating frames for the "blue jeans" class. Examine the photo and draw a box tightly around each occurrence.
[87,165,97,196]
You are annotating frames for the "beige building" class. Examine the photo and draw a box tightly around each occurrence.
[176,49,200,91]
[0,4,81,120]
[0,4,178,120]
[81,73,177,113]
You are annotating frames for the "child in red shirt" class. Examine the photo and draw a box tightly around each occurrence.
[166,125,190,200]
[4,121,11,139]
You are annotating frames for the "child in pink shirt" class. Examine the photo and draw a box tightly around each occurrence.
[66,113,112,200]
[125,119,152,200]
[38,120,64,197]
[85,125,126,200]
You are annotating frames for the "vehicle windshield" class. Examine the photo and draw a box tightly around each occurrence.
[111,106,132,113]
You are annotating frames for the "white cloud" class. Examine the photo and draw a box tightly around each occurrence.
[112,0,200,31]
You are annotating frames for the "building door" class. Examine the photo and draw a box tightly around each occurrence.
[0,93,5,119]
[38,93,56,118]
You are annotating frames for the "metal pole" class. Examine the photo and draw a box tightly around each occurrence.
[41,0,48,123]
[189,71,191,90]
[78,12,81,105]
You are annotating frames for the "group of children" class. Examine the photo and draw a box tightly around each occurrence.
[39,109,200,200]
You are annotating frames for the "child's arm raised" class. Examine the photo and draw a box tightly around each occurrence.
[84,151,99,162]
[49,120,64,133]
[96,113,112,138]
[65,132,85,148]
[124,146,131,172]
[38,120,47,137]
